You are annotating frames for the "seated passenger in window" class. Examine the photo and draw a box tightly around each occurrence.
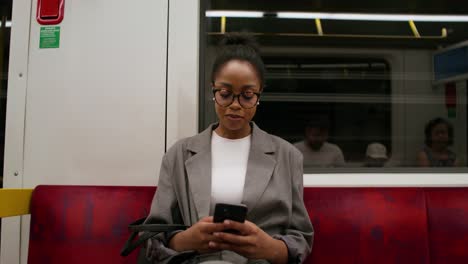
[364,143,388,167]
[417,117,459,167]
[294,118,345,168]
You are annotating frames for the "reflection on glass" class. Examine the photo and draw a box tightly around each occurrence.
[253,58,391,169]
[293,117,345,168]
[417,118,459,167]
[201,0,468,172]
[364,143,389,167]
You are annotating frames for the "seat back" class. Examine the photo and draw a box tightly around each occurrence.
[28,185,156,264]
[303,188,430,264]
[425,188,468,264]
[27,186,468,264]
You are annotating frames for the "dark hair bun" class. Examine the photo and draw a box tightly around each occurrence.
[212,32,266,89]
[219,32,259,53]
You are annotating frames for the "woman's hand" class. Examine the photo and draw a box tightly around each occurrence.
[208,220,289,264]
[168,216,226,253]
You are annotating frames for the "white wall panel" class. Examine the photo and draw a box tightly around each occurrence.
[23,0,168,187]
[166,0,199,148]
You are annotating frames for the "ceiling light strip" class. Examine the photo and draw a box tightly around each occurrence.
[277,12,468,22]
[206,11,264,18]
[0,21,12,28]
[205,10,468,22]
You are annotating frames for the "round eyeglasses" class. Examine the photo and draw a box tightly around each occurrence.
[212,88,261,109]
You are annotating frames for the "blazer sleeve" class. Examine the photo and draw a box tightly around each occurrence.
[144,153,195,262]
[273,150,314,264]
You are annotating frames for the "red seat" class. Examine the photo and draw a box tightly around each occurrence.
[425,188,468,264]
[28,185,156,264]
[27,185,468,264]
[304,188,430,264]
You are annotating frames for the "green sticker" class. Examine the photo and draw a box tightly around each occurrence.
[40,26,60,49]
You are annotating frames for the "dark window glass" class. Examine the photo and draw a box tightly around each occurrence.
[200,0,468,172]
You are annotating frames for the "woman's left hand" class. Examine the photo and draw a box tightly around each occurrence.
[208,220,288,264]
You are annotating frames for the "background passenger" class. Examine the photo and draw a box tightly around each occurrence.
[294,118,345,168]
[364,143,388,167]
[417,117,459,167]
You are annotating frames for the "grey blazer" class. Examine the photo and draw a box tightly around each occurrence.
[145,123,314,263]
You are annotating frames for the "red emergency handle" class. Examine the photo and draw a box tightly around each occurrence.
[445,82,456,109]
[37,0,65,25]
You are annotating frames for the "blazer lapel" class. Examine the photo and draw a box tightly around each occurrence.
[184,123,276,218]
[185,125,214,219]
[242,123,276,213]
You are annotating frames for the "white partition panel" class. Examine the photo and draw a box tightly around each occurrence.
[23,0,168,187]
[166,0,200,148]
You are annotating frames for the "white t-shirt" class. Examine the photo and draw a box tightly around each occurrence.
[210,131,251,214]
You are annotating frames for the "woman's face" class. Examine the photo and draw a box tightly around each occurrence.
[431,123,449,148]
[212,60,261,139]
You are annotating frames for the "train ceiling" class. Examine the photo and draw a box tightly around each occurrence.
[205,0,468,49]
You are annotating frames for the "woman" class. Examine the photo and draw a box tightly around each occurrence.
[417,117,458,167]
[145,33,313,264]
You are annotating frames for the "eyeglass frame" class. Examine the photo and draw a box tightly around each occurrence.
[212,88,262,109]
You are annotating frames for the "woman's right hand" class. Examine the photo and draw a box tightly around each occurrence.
[168,216,226,253]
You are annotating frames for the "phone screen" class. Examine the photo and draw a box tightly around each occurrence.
[213,203,247,223]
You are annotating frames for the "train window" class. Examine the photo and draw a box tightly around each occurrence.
[255,57,391,169]
[199,0,468,172]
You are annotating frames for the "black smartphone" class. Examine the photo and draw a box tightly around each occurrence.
[213,203,247,224]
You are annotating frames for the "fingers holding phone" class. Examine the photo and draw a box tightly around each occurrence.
[210,220,288,263]
[168,216,225,253]
[220,219,255,236]
[170,204,248,253]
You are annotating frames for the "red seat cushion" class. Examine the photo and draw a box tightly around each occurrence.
[425,188,468,264]
[303,188,430,264]
[28,186,468,264]
[28,185,156,264]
